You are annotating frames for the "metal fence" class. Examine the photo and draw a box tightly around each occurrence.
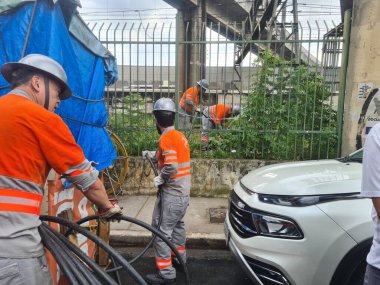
[87,13,348,160]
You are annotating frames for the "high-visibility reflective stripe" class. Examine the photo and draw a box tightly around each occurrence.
[0,203,40,215]
[68,166,91,177]
[178,162,190,168]
[155,258,172,269]
[177,166,190,171]
[171,247,186,256]
[0,189,42,215]
[0,175,44,194]
[180,92,196,113]
[0,197,40,207]
[0,189,43,200]
[164,159,178,164]
[157,264,172,269]
[171,171,191,179]
[156,257,171,262]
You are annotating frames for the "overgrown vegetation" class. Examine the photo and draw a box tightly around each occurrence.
[230,51,338,160]
[108,52,338,160]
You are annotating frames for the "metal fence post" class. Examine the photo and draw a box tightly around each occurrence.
[175,13,180,129]
[337,9,352,157]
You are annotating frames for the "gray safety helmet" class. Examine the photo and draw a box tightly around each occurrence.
[1,54,72,100]
[153,97,176,113]
[231,104,241,116]
[197,79,209,92]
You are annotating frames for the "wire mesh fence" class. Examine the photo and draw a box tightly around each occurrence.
[88,14,346,160]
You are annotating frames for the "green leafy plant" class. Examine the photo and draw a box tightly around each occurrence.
[229,51,338,160]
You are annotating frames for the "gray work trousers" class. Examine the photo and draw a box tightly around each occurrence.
[0,255,52,285]
[178,107,193,130]
[364,264,380,285]
[201,109,215,142]
[152,192,189,279]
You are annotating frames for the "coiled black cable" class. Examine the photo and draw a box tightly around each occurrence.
[40,224,101,285]
[65,214,191,285]
[40,215,148,285]
[40,223,118,285]
[39,225,80,284]
[128,154,164,264]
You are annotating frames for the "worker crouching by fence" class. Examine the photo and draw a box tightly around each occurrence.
[178,79,209,129]
[201,104,241,151]
[145,98,191,285]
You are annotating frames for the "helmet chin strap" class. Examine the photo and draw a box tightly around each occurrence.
[43,77,50,110]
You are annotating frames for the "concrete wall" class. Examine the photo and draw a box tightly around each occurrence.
[122,157,269,197]
[342,0,380,155]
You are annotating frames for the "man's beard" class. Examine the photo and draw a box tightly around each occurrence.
[156,124,162,135]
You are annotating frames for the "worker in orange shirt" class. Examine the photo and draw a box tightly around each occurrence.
[201,104,240,150]
[144,98,190,285]
[178,79,209,129]
[0,54,122,285]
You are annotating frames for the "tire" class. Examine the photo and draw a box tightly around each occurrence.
[330,239,371,285]
[348,261,366,285]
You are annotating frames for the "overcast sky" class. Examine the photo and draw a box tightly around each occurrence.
[78,0,341,23]
[77,0,342,67]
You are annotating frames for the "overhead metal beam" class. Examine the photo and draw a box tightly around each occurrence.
[235,0,277,64]
[164,0,197,10]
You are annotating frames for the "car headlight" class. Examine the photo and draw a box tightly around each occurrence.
[258,193,362,207]
[252,213,303,239]
[229,191,303,239]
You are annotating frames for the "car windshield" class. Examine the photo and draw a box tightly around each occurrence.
[337,148,363,163]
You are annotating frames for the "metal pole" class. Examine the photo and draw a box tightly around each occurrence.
[175,13,180,129]
[337,9,352,156]
[292,0,299,63]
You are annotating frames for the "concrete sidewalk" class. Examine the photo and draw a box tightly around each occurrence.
[110,195,228,249]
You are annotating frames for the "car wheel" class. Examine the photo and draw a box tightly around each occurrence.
[348,261,366,285]
[330,239,371,285]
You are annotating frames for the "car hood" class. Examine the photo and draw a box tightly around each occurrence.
[240,159,362,196]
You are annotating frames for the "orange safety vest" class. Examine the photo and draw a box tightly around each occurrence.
[0,93,86,215]
[0,91,89,261]
[179,86,199,114]
[157,127,191,196]
[208,104,232,125]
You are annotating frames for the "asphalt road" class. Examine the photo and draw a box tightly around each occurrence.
[116,247,253,285]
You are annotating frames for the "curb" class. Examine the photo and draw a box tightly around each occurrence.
[110,230,227,250]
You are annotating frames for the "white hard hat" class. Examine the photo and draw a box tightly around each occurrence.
[1,54,72,100]
[231,104,240,116]
[197,79,209,91]
[153,97,176,113]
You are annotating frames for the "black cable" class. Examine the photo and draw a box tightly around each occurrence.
[41,223,118,285]
[65,214,191,285]
[116,215,191,285]
[129,155,164,262]
[40,215,148,285]
[39,226,79,285]
[40,225,93,285]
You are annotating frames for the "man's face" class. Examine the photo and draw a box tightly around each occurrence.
[47,80,62,112]
[32,75,61,112]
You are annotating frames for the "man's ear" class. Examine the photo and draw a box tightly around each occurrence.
[30,75,42,92]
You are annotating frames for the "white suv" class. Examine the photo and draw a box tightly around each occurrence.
[225,149,373,285]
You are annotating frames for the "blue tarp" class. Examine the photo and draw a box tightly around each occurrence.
[0,0,117,171]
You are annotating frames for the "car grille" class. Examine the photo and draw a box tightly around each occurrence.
[228,191,257,238]
[244,255,291,285]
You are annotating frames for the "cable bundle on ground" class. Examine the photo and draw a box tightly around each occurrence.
[39,214,190,285]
